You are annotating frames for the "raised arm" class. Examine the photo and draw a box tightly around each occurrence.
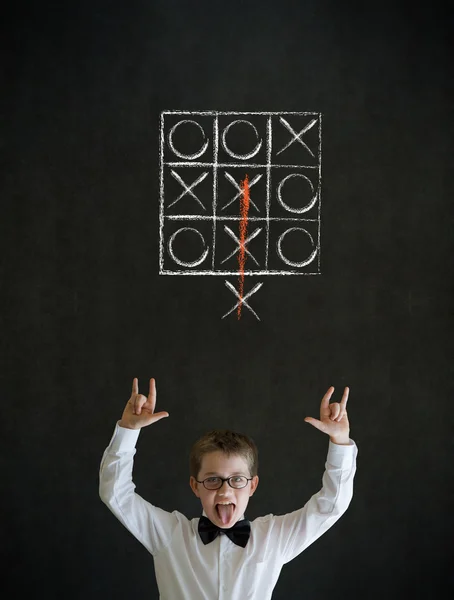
[99,378,175,556]
[270,386,357,564]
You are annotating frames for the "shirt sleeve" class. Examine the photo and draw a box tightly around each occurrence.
[99,422,178,556]
[270,438,358,564]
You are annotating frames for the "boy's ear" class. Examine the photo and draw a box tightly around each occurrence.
[189,476,200,498]
[249,475,259,496]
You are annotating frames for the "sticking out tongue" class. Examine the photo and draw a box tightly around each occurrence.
[217,504,235,525]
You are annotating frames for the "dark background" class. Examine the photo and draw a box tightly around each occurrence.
[2,1,453,598]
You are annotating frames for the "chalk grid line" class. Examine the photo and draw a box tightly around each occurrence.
[159,111,322,276]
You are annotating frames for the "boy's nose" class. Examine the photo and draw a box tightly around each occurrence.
[217,480,234,495]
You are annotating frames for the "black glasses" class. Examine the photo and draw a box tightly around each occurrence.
[196,475,253,490]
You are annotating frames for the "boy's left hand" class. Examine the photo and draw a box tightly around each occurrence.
[304,386,350,444]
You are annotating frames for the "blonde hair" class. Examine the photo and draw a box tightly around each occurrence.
[189,429,259,478]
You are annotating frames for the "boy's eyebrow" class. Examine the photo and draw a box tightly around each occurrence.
[203,471,246,476]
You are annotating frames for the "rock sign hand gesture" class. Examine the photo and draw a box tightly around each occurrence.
[304,386,350,444]
[119,378,169,430]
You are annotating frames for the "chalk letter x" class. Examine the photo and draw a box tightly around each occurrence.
[222,172,261,211]
[277,117,317,157]
[222,281,263,321]
[168,170,209,209]
[221,226,262,266]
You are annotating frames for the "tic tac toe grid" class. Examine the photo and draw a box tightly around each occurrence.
[159,111,322,275]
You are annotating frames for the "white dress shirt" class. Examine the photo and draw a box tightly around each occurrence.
[99,423,358,600]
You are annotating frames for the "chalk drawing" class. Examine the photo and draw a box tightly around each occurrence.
[277,227,318,267]
[276,117,317,157]
[168,120,209,160]
[167,227,210,268]
[222,172,261,212]
[236,175,250,319]
[222,281,263,321]
[221,120,263,160]
[159,111,322,320]
[168,170,209,209]
[221,226,262,267]
[277,173,318,214]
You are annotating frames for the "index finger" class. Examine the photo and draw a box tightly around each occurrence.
[320,386,335,413]
[148,378,156,404]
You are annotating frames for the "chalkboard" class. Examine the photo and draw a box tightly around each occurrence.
[2,1,453,598]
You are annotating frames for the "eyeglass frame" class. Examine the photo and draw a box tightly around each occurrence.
[195,475,254,490]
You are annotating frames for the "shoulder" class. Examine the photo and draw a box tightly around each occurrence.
[250,513,275,531]
[251,513,274,524]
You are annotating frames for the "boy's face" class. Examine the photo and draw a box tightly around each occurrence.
[190,451,259,528]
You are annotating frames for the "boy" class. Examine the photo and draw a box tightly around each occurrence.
[99,378,357,600]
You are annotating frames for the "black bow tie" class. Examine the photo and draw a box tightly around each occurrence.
[198,515,251,548]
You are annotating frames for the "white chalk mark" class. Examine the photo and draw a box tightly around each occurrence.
[221,120,263,160]
[168,120,209,160]
[222,281,263,320]
[277,173,318,214]
[167,227,210,267]
[162,270,320,275]
[276,227,318,267]
[159,111,323,280]
[168,170,208,209]
[265,115,272,270]
[159,112,165,273]
[222,172,261,212]
[163,111,319,116]
[166,215,319,222]
[212,116,219,270]
[317,113,322,272]
[166,162,319,168]
[221,226,262,266]
[276,117,317,157]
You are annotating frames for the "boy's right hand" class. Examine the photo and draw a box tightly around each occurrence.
[119,378,169,430]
